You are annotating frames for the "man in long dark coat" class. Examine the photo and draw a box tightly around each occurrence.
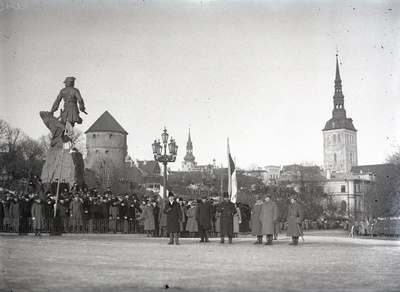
[196,195,213,243]
[69,195,83,232]
[260,194,279,245]
[9,196,20,233]
[286,196,303,246]
[163,192,182,245]
[19,195,32,233]
[55,196,68,234]
[217,193,237,244]
[31,197,45,236]
[251,197,263,244]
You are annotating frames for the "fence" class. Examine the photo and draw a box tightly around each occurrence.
[1,217,399,237]
[371,218,400,237]
[0,218,140,234]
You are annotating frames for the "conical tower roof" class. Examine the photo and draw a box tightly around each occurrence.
[85,111,128,134]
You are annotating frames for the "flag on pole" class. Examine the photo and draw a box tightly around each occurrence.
[159,163,166,199]
[227,138,237,203]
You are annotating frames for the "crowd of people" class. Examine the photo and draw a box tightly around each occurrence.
[4,182,395,244]
[0,185,245,241]
[0,182,309,246]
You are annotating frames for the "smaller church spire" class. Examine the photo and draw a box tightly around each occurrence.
[188,129,192,144]
[184,128,195,163]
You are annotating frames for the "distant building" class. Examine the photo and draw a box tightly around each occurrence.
[265,165,281,181]
[243,166,280,185]
[85,111,128,172]
[125,157,161,192]
[322,55,358,173]
[322,170,374,219]
[181,129,197,171]
[244,168,268,182]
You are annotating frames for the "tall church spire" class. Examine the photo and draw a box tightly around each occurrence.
[332,54,346,119]
[323,54,358,173]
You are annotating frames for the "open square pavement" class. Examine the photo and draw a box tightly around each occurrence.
[1,230,399,292]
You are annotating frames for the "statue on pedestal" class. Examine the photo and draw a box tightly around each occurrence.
[40,77,87,188]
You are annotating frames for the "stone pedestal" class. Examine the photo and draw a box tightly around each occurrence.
[41,146,84,187]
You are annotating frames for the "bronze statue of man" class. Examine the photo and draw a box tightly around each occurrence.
[51,77,86,127]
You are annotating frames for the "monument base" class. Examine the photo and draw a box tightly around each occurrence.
[41,146,84,187]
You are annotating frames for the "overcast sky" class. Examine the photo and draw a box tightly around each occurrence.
[1,0,399,170]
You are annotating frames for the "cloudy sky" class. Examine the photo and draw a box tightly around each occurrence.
[1,0,399,170]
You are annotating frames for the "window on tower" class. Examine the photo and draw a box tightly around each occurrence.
[338,134,341,143]
[333,134,336,142]
[334,153,337,162]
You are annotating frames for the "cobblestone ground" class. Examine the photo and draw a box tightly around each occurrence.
[1,230,399,292]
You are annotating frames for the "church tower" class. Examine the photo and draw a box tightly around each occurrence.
[181,129,197,171]
[323,55,358,173]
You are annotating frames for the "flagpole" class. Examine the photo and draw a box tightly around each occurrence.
[227,138,232,198]
[220,163,223,201]
[53,144,67,218]
[232,157,237,204]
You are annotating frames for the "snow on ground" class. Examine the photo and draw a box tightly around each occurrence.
[1,230,399,292]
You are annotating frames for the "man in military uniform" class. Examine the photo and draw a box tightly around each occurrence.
[217,192,237,244]
[260,193,279,245]
[286,196,303,246]
[251,196,263,244]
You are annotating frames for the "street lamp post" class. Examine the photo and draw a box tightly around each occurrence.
[202,164,217,200]
[152,127,178,199]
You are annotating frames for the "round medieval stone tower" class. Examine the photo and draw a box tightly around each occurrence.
[85,111,128,170]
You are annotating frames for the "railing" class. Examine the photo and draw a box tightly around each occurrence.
[370,218,400,237]
[1,217,399,237]
[0,218,141,234]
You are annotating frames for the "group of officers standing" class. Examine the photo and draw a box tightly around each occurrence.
[163,191,238,245]
[163,191,304,246]
[251,194,303,246]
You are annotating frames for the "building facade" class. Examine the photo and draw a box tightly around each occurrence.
[323,171,374,220]
[323,55,358,173]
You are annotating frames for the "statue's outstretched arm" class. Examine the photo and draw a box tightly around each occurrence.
[76,89,86,113]
[51,92,63,113]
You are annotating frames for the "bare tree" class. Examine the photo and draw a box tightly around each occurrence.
[0,119,10,150]
[71,128,86,156]
[38,133,52,153]
[386,149,400,216]
[19,135,46,178]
